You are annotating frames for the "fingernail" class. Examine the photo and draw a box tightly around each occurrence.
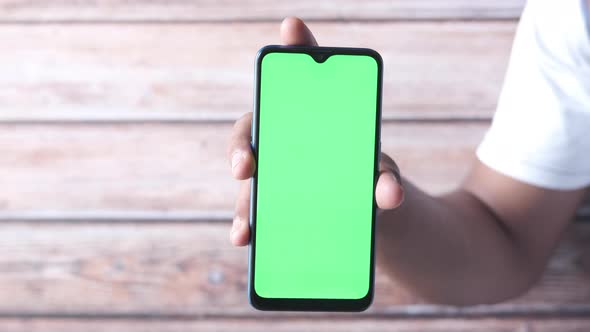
[231,216,240,235]
[231,151,243,171]
[396,184,405,208]
[392,170,403,187]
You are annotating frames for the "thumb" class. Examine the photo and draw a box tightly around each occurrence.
[376,152,405,210]
[280,17,318,46]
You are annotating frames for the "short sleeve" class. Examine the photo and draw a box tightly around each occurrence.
[476,0,590,190]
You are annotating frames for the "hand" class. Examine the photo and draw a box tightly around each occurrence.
[227,17,404,246]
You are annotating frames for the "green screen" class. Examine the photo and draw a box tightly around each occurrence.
[254,51,379,299]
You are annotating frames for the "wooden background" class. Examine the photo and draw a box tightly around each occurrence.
[0,0,589,331]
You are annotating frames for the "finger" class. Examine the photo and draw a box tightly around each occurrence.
[280,17,318,46]
[376,152,405,210]
[230,179,252,246]
[227,112,256,180]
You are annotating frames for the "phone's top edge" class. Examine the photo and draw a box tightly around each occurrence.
[255,45,383,66]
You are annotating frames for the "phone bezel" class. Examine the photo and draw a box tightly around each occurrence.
[248,45,383,312]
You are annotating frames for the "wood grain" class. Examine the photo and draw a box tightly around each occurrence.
[0,318,587,332]
[0,0,584,328]
[0,122,487,212]
[0,221,585,316]
[0,0,526,22]
[0,22,515,121]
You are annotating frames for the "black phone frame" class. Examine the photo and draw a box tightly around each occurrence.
[248,45,383,312]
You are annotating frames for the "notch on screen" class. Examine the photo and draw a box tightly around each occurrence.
[310,50,332,63]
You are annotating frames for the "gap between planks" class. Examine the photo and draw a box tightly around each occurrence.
[0,318,589,332]
[0,113,493,124]
[0,0,526,23]
[0,303,589,320]
[0,209,587,223]
[0,18,520,25]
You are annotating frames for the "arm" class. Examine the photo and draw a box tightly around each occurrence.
[227,17,588,306]
[376,159,586,305]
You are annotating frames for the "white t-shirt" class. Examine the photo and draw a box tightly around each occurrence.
[476,0,590,190]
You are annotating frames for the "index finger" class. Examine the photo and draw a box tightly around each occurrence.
[227,112,256,180]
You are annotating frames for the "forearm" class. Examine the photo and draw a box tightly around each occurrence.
[376,179,542,305]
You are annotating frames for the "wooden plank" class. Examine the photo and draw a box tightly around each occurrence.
[1,121,587,215]
[0,221,585,316]
[0,0,526,22]
[0,318,587,332]
[0,22,515,121]
[0,122,486,212]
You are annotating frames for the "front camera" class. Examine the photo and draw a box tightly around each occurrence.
[313,53,328,63]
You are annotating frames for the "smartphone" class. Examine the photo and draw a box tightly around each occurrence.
[248,45,382,311]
